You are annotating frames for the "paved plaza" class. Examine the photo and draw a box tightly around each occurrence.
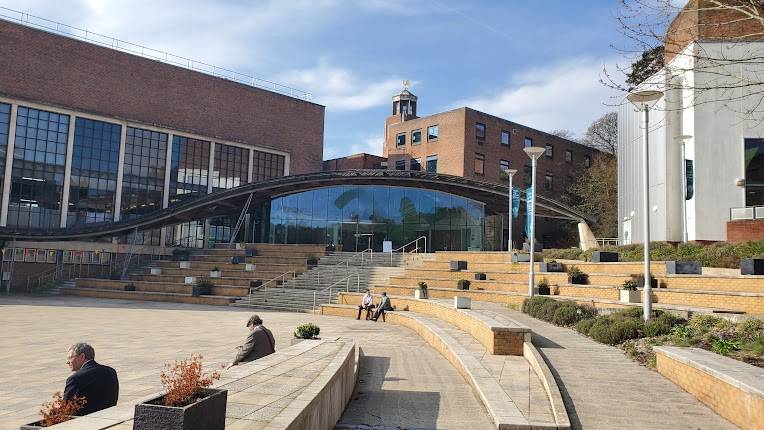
[0,296,494,429]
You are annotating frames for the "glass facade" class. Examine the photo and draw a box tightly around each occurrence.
[121,127,167,220]
[745,138,764,205]
[0,104,10,209]
[8,106,69,229]
[252,150,285,182]
[169,135,210,206]
[67,117,121,226]
[212,143,249,191]
[257,185,486,251]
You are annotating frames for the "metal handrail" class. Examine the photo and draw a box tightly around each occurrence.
[316,248,371,288]
[312,271,361,312]
[596,238,621,247]
[229,193,253,244]
[393,236,427,254]
[247,270,296,305]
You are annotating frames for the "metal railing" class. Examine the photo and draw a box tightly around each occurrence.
[730,206,764,221]
[316,248,372,288]
[312,271,361,312]
[0,7,312,101]
[595,238,621,247]
[247,270,296,305]
[390,236,427,264]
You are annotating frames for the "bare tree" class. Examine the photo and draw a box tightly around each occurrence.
[605,0,764,119]
[581,112,618,154]
[550,129,578,141]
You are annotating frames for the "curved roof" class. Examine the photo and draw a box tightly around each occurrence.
[0,170,589,240]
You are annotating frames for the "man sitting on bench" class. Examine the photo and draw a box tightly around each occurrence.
[373,292,393,322]
[356,289,375,320]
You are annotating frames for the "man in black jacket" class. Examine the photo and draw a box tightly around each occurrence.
[64,343,119,416]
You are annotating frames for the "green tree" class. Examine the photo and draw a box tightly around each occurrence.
[626,46,664,91]
[567,154,617,238]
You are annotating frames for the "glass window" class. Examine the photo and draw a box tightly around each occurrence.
[474,153,485,175]
[546,144,553,159]
[524,137,533,148]
[395,159,406,170]
[565,149,573,163]
[745,138,764,205]
[169,135,210,206]
[252,149,285,182]
[410,158,422,171]
[428,125,438,141]
[412,129,422,145]
[476,122,486,139]
[501,130,510,146]
[500,159,510,172]
[544,173,553,191]
[426,155,438,173]
[396,133,406,147]
[7,106,69,229]
[584,155,591,168]
[213,143,249,191]
[120,127,167,225]
[0,103,11,209]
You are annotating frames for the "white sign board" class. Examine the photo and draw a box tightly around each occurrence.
[382,241,393,253]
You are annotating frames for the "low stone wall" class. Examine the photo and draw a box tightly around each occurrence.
[655,346,764,430]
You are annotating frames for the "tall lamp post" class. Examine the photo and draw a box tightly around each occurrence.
[675,135,693,243]
[627,89,664,322]
[505,168,518,252]
[523,146,545,297]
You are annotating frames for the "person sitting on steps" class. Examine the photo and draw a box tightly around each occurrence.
[356,289,375,320]
[373,292,393,322]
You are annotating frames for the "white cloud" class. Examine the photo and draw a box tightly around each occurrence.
[350,134,385,156]
[454,57,622,136]
[281,61,408,111]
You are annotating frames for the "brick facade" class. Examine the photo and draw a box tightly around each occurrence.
[0,20,324,174]
[727,219,764,243]
[323,153,386,171]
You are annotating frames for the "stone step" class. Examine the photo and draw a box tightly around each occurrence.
[62,287,239,306]
[75,278,249,296]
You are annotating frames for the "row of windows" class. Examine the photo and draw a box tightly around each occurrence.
[394,155,438,172]
[121,126,168,221]
[396,125,439,147]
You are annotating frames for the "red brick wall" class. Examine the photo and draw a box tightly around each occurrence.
[727,220,764,243]
[0,20,324,174]
[323,153,387,171]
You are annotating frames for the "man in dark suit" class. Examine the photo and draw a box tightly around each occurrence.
[64,343,119,416]
[226,314,276,369]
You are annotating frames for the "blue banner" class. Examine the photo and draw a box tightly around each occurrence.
[512,189,520,218]
[525,187,533,238]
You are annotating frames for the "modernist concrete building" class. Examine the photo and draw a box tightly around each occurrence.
[0,16,324,246]
[618,0,764,243]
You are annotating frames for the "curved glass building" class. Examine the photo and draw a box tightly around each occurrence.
[254,185,494,251]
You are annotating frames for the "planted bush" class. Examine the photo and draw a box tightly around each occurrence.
[575,318,596,335]
[521,296,594,327]
[537,277,550,295]
[160,354,220,407]
[294,323,321,339]
[552,302,581,326]
[36,391,86,427]
[588,316,644,345]
[644,312,686,337]
[567,265,589,284]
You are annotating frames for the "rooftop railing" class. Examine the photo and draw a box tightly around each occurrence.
[729,206,764,221]
[0,7,313,101]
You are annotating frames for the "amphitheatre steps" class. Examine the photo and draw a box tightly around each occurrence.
[75,278,249,296]
[62,286,239,305]
[152,259,308,273]
[131,274,258,287]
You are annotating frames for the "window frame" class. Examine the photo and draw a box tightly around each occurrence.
[545,144,553,159]
[412,129,422,145]
[394,159,406,170]
[426,155,438,173]
[501,130,510,146]
[500,159,510,172]
[474,153,485,175]
[565,149,573,163]
[476,122,486,140]
[524,137,533,148]
[396,132,406,148]
[427,125,439,141]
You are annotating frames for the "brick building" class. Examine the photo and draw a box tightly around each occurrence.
[323,153,386,171]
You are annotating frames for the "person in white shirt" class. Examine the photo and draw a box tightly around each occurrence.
[356,289,375,320]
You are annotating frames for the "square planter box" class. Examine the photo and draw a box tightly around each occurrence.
[414,289,428,299]
[124,284,136,291]
[245,249,257,257]
[184,276,196,285]
[21,418,75,429]
[450,260,468,271]
[568,275,589,285]
[209,271,221,278]
[150,268,162,275]
[474,273,487,280]
[512,254,531,263]
[245,263,256,272]
[665,261,701,275]
[250,280,263,289]
[230,256,245,264]
[454,296,471,309]
[179,261,191,269]
[740,258,764,275]
[620,289,641,303]
[133,388,227,430]
[591,251,619,263]
[537,285,550,295]
[307,258,318,267]
[631,275,658,289]
[192,284,211,296]
[456,280,471,290]
[539,262,564,272]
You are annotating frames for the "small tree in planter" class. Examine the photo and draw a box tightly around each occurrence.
[192,278,214,297]
[415,281,428,299]
[294,323,321,339]
[133,354,224,430]
[567,266,589,285]
[537,278,550,295]
[457,279,471,290]
[209,267,221,278]
[620,279,641,303]
[21,392,86,428]
[474,272,487,280]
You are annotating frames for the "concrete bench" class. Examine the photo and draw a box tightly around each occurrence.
[48,338,358,430]
[655,346,764,430]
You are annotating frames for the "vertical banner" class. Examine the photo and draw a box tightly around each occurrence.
[525,187,533,238]
[512,189,520,218]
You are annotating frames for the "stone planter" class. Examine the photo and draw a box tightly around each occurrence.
[454,296,471,309]
[450,260,468,271]
[230,256,245,264]
[179,261,191,269]
[568,275,588,285]
[620,289,641,303]
[124,284,136,291]
[474,273,486,280]
[20,418,74,429]
[511,253,531,263]
[537,285,550,295]
[665,261,701,275]
[150,268,162,276]
[631,275,658,289]
[414,288,428,299]
[250,280,263,289]
[133,388,227,430]
[539,262,564,272]
[209,270,221,278]
[191,284,212,296]
[245,263,256,272]
[591,251,619,263]
[457,280,471,290]
[245,249,257,257]
[740,258,764,275]
[307,258,318,267]
[184,276,196,285]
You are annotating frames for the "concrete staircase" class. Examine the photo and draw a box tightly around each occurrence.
[232,252,430,312]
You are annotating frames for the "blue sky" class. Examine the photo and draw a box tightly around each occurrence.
[3,0,630,159]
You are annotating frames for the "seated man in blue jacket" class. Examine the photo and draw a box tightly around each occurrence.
[373,292,393,322]
[64,343,119,416]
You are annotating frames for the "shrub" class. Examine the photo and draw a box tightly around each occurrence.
[160,354,220,407]
[588,316,644,345]
[552,302,581,326]
[542,248,584,261]
[522,296,553,317]
[538,277,550,295]
[538,300,561,322]
[294,323,321,339]
[621,279,638,291]
[611,307,646,320]
[567,265,589,284]
[644,313,685,337]
[711,337,741,356]
[688,314,733,336]
[736,318,764,340]
[575,318,596,335]
[39,391,86,427]
[194,278,214,288]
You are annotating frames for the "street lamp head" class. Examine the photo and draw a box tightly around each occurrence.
[506,168,518,177]
[627,90,664,109]
[674,134,693,142]
[523,146,546,160]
